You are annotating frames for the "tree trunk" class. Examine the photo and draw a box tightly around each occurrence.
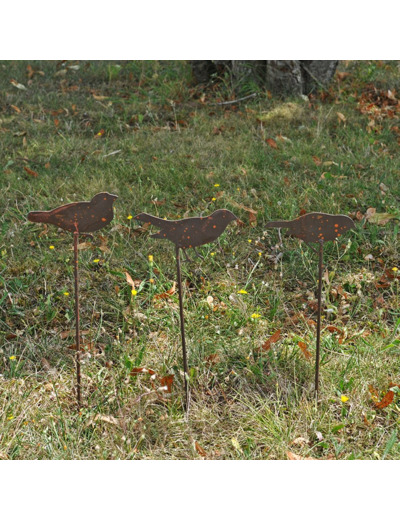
[190,60,338,97]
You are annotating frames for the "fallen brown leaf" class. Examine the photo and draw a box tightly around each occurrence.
[291,437,309,447]
[130,367,156,376]
[125,271,138,289]
[94,414,119,426]
[67,341,102,354]
[287,451,317,460]
[205,353,220,365]
[266,138,278,149]
[10,79,27,90]
[298,341,312,360]
[154,282,176,300]
[312,156,322,166]
[337,112,346,123]
[365,207,398,226]
[375,390,394,409]
[151,198,166,206]
[60,330,90,340]
[160,374,174,393]
[195,441,207,457]
[259,329,281,351]
[24,166,38,178]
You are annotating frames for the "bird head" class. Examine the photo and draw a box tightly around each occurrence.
[337,215,356,233]
[212,209,238,224]
[91,192,118,204]
[346,217,356,230]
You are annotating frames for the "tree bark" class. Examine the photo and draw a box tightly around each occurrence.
[190,60,338,97]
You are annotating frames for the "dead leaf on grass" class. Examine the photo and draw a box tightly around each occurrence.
[67,342,103,354]
[266,138,278,149]
[151,198,166,207]
[94,414,119,426]
[291,437,309,447]
[375,390,395,409]
[365,207,398,226]
[160,374,174,393]
[259,329,281,351]
[154,282,176,300]
[287,451,317,460]
[125,271,140,289]
[298,341,312,360]
[60,329,90,340]
[195,441,207,457]
[206,295,214,308]
[10,79,27,90]
[130,367,156,376]
[205,353,220,365]
[24,166,38,177]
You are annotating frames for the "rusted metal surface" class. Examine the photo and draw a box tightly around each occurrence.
[27,193,117,408]
[27,192,118,234]
[267,212,355,397]
[73,232,81,405]
[315,240,324,396]
[266,212,355,244]
[175,245,189,411]
[135,209,237,261]
[136,209,237,410]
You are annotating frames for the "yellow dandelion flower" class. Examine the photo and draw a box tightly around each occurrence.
[93,259,100,263]
[392,267,398,272]
[63,292,69,296]
[258,252,262,257]
[251,313,261,319]
[248,239,252,243]
[341,395,349,403]
[49,245,55,250]
[149,278,155,284]
[238,289,248,294]
[9,356,16,360]
[214,183,220,187]
[210,252,215,256]
[7,416,14,421]
[211,197,216,202]
[148,255,154,263]
[131,289,137,296]
[127,215,133,220]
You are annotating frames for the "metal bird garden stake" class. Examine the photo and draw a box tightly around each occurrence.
[266,212,355,396]
[27,192,118,408]
[135,209,237,411]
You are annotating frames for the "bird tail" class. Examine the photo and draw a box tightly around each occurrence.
[134,213,168,229]
[27,211,49,224]
[266,220,292,229]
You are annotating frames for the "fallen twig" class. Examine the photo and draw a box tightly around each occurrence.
[213,93,258,106]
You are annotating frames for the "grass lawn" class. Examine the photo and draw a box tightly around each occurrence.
[0,60,399,460]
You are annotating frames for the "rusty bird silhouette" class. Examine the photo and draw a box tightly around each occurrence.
[27,192,118,233]
[266,212,355,243]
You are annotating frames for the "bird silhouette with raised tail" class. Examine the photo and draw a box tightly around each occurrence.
[135,209,237,260]
[266,212,355,243]
[27,192,118,234]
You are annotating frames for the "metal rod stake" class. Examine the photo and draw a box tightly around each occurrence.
[73,231,81,408]
[315,239,324,397]
[175,245,189,412]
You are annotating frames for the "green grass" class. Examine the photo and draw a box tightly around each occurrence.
[0,60,399,459]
